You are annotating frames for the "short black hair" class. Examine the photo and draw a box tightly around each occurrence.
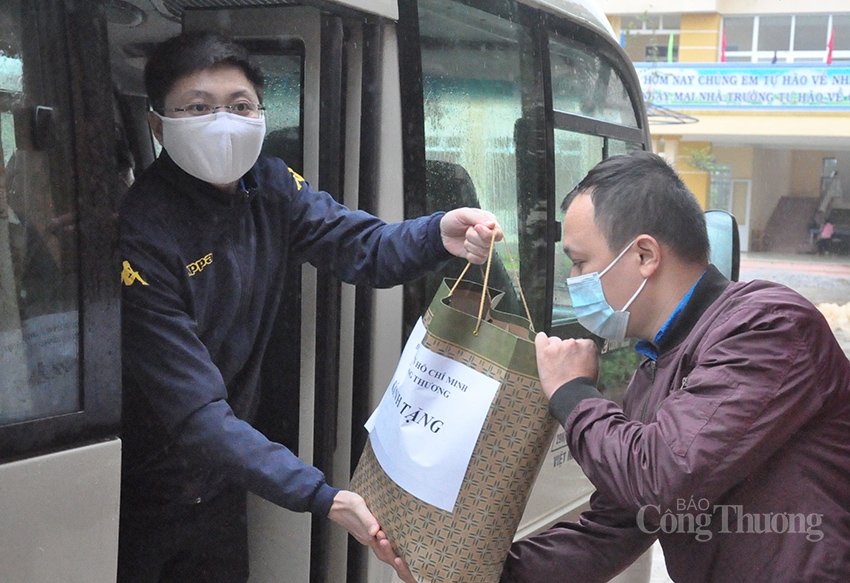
[562,151,710,265]
[144,32,264,113]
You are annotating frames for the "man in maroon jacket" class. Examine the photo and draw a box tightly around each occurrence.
[501,151,850,583]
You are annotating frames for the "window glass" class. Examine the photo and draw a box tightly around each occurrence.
[723,16,753,53]
[621,15,647,32]
[550,134,640,328]
[551,130,603,328]
[794,15,829,51]
[660,14,681,30]
[638,14,660,30]
[709,165,733,211]
[622,13,679,33]
[550,32,638,127]
[622,13,681,63]
[256,54,303,173]
[607,139,641,158]
[644,42,678,62]
[418,0,529,314]
[835,15,850,52]
[758,15,791,52]
[0,0,80,425]
[550,132,641,404]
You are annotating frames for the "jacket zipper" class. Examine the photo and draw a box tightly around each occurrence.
[639,359,657,422]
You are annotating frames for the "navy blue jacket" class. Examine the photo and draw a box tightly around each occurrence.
[120,153,451,516]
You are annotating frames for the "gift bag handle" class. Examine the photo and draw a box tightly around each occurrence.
[449,235,535,336]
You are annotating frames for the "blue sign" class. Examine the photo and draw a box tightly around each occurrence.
[634,63,850,110]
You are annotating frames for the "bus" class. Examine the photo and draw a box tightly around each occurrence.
[0,0,654,581]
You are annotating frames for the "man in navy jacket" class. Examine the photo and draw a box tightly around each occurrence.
[119,32,500,583]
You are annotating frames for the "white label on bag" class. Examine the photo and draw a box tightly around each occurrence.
[365,318,500,512]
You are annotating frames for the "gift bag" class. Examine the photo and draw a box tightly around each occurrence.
[350,250,557,583]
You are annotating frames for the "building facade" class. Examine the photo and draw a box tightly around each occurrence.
[600,0,850,253]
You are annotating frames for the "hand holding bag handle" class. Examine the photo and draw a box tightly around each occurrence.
[448,236,535,336]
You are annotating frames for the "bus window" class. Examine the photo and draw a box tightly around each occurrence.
[418,0,533,316]
[0,0,79,426]
[549,131,644,407]
[550,133,643,330]
[607,137,643,157]
[255,50,304,174]
[549,32,638,127]
[551,130,604,329]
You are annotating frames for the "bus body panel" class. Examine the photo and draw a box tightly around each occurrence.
[338,0,398,19]
[526,0,618,38]
[0,439,121,583]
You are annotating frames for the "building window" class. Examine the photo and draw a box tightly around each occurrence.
[757,15,792,54]
[621,14,680,63]
[723,14,850,63]
[795,15,830,51]
[645,44,678,61]
[836,15,850,51]
[723,16,754,55]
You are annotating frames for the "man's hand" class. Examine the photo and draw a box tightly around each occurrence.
[440,208,503,264]
[328,490,416,583]
[534,332,599,399]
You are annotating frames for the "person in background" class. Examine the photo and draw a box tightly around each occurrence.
[119,32,500,583]
[817,220,835,255]
[501,151,850,583]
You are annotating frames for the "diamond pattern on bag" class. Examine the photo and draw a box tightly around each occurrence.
[351,360,555,583]
[351,280,556,583]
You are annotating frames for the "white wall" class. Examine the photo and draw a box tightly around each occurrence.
[752,148,793,233]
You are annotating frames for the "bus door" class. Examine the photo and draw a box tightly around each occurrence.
[184,5,397,583]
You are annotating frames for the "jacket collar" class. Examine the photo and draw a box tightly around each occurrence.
[655,264,730,355]
[155,150,258,209]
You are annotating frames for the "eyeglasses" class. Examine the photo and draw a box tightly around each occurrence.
[161,102,265,118]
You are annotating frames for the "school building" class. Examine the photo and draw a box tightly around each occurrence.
[599,0,850,253]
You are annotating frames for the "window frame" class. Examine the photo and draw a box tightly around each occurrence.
[0,0,121,462]
[398,0,649,334]
[723,13,850,63]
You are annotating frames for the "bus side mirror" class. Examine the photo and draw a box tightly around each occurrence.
[705,209,740,282]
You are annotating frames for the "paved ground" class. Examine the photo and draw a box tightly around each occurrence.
[648,251,850,583]
[739,252,850,304]
[738,251,850,358]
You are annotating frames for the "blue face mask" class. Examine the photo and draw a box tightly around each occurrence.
[566,240,647,342]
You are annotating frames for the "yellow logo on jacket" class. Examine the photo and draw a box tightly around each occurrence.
[121,261,149,286]
[187,253,213,276]
[289,167,305,191]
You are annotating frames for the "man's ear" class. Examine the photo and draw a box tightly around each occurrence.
[147,111,164,146]
[634,234,661,279]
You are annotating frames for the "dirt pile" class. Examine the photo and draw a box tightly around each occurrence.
[817,302,850,332]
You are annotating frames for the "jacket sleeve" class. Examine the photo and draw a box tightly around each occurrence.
[121,220,338,515]
[556,296,837,514]
[278,165,453,287]
[501,491,655,583]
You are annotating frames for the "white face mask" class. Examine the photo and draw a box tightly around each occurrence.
[158,111,266,185]
[566,240,647,342]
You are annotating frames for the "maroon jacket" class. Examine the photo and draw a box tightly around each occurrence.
[502,266,850,582]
